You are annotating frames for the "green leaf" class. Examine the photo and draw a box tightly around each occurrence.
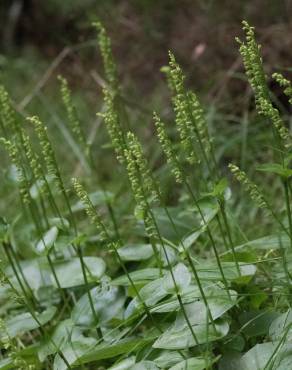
[223,335,245,352]
[218,353,242,370]
[0,358,14,370]
[247,286,268,309]
[152,283,237,318]
[1,306,57,339]
[238,342,275,370]
[177,287,236,322]
[71,278,125,326]
[239,310,280,338]
[150,206,213,242]
[53,336,97,370]
[29,179,46,199]
[196,262,256,283]
[38,319,79,361]
[181,227,205,251]
[48,217,70,230]
[169,356,219,370]
[180,200,220,251]
[52,257,106,288]
[129,361,159,370]
[235,342,292,369]
[161,263,191,293]
[269,309,292,341]
[153,318,229,349]
[153,350,187,368]
[54,235,76,252]
[125,264,191,318]
[47,319,98,369]
[196,198,220,226]
[257,163,292,178]
[108,357,136,370]
[227,234,290,253]
[150,284,202,313]
[117,244,177,265]
[5,258,51,293]
[78,337,156,366]
[112,268,161,286]
[117,244,154,261]
[36,226,59,255]
[211,178,228,197]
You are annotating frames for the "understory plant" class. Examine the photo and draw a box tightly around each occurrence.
[0,20,292,370]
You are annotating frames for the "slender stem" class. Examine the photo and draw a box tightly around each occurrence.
[184,180,231,297]
[76,245,103,339]
[216,214,229,251]
[152,182,215,326]
[88,143,121,240]
[219,200,241,275]
[186,95,240,270]
[9,246,39,307]
[284,179,292,252]
[46,254,68,304]
[264,195,290,237]
[2,242,36,309]
[146,207,200,345]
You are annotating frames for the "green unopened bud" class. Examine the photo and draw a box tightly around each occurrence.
[154,112,183,183]
[93,21,118,91]
[229,163,266,208]
[58,75,87,149]
[72,178,107,240]
[0,138,30,204]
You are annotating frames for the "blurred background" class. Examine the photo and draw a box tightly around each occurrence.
[0,0,292,235]
[1,0,292,107]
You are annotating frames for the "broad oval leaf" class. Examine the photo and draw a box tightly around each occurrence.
[36,226,58,255]
[229,234,290,252]
[238,342,275,370]
[108,357,136,370]
[152,283,236,317]
[125,264,191,318]
[112,268,161,286]
[71,278,125,326]
[129,361,159,370]
[269,309,292,341]
[78,336,156,366]
[117,244,154,261]
[5,258,51,293]
[52,257,106,288]
[169,356,219,370]
[153,318,229,349]
[48,217,70,230]
[153,350,186,368]
[0,306,57,340]
[236,342,292,370]
[239,310,280,338]
[196,262,256,283]
[38,319,74,361]
[53,336,97,370]
[117,243,177,266]
[162,263,191,293]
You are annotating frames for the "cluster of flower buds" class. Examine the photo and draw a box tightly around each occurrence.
[229,163,266,209]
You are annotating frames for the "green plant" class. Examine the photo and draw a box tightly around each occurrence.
[0,20,292,370]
